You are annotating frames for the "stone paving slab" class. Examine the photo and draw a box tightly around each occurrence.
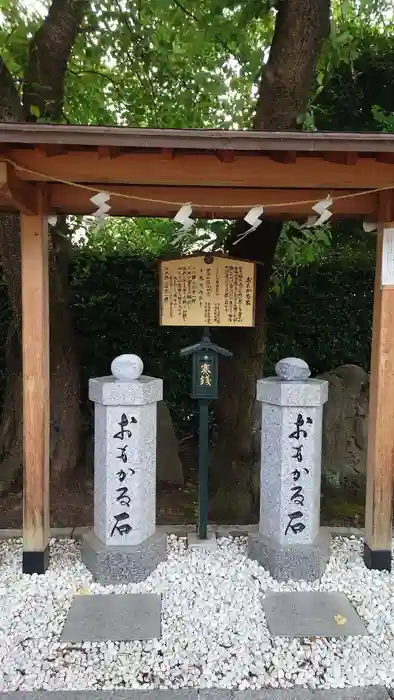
[262,592,368,637]
[200,690,389,699]
[0,688,389,699]
[60,593,161,642]
[0,693,197,700]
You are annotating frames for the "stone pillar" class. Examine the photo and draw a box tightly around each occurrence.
[81,354,167,583]
[248,357,329,581]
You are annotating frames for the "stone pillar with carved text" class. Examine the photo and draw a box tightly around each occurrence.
[81,354,166,583]
[248,358,329,582]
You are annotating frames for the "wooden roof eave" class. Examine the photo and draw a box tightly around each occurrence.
[1,122,394,153]
[1,124,394,219]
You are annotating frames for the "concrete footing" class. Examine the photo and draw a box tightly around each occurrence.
[81,529,167,584]
[248,531,330,582]
[187,530,217,550]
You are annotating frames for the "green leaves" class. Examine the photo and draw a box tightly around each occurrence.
[57,0,276,130]
[372,105,394,132]
[29,103,40,119]
[271,221,332,295]
[0,0,45,76]
[80,216,182,257]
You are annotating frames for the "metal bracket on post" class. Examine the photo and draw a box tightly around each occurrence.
[181,328,232,540]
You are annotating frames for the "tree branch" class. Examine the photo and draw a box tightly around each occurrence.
[172,0,199,23]
[69,67,122,84]
[23,0,89,120]
[172,0,235,59]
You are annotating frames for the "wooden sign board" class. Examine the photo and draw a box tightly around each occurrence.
[159,254,256,327]
[382,227,394,286]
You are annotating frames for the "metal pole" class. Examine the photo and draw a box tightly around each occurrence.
[198,399,210,539]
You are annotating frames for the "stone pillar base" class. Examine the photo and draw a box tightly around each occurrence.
[81,529,167,584]
[248,531,330,582]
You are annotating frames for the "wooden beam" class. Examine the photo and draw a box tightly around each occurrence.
[7,150,394,190]
[97,146,121,159]
[269,151,297,164]
[346,152,358,165]
[161,148,175,160]
[35,144,67,157]
[45,184,377,218]
[0,161,38,214]
[323,151,358,165]
[21,211,50,575]
[216,150,235,163]
[376,153,394,164]
[364,214,394,572]
[323,152,345,164]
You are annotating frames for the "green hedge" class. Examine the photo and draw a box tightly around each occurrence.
[265,256,374,375]
[0,250,374,432]
[70,254,197,430]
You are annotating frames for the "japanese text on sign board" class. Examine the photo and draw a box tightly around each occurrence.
[199,360,212,387]
[160,256,255,327]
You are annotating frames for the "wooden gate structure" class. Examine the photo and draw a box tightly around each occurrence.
[0,123,393,574]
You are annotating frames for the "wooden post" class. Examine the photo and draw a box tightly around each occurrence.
[21,213,50,574]
[364,220,394,572]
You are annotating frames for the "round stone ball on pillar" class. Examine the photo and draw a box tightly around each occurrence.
[111,354,144,381]
[248,358,329,582]
[81,354,166,584]
[275,357,311,382]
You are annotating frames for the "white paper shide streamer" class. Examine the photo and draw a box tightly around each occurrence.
[235,205,264,244]
[47,215,58,227]
[91,191,111,229]
[306,195,333,228]
[244,205,264,232]
[173,204,194,240]
[363,221,377,233]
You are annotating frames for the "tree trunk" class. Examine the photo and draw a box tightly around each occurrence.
[211,0,330,522]
[255,0,330,130]
[211,222,281,522]
[0,0,88,493]
[23,0,87,121]
[0,215,81,492]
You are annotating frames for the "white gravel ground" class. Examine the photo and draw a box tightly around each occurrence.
[0,535,393,693]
